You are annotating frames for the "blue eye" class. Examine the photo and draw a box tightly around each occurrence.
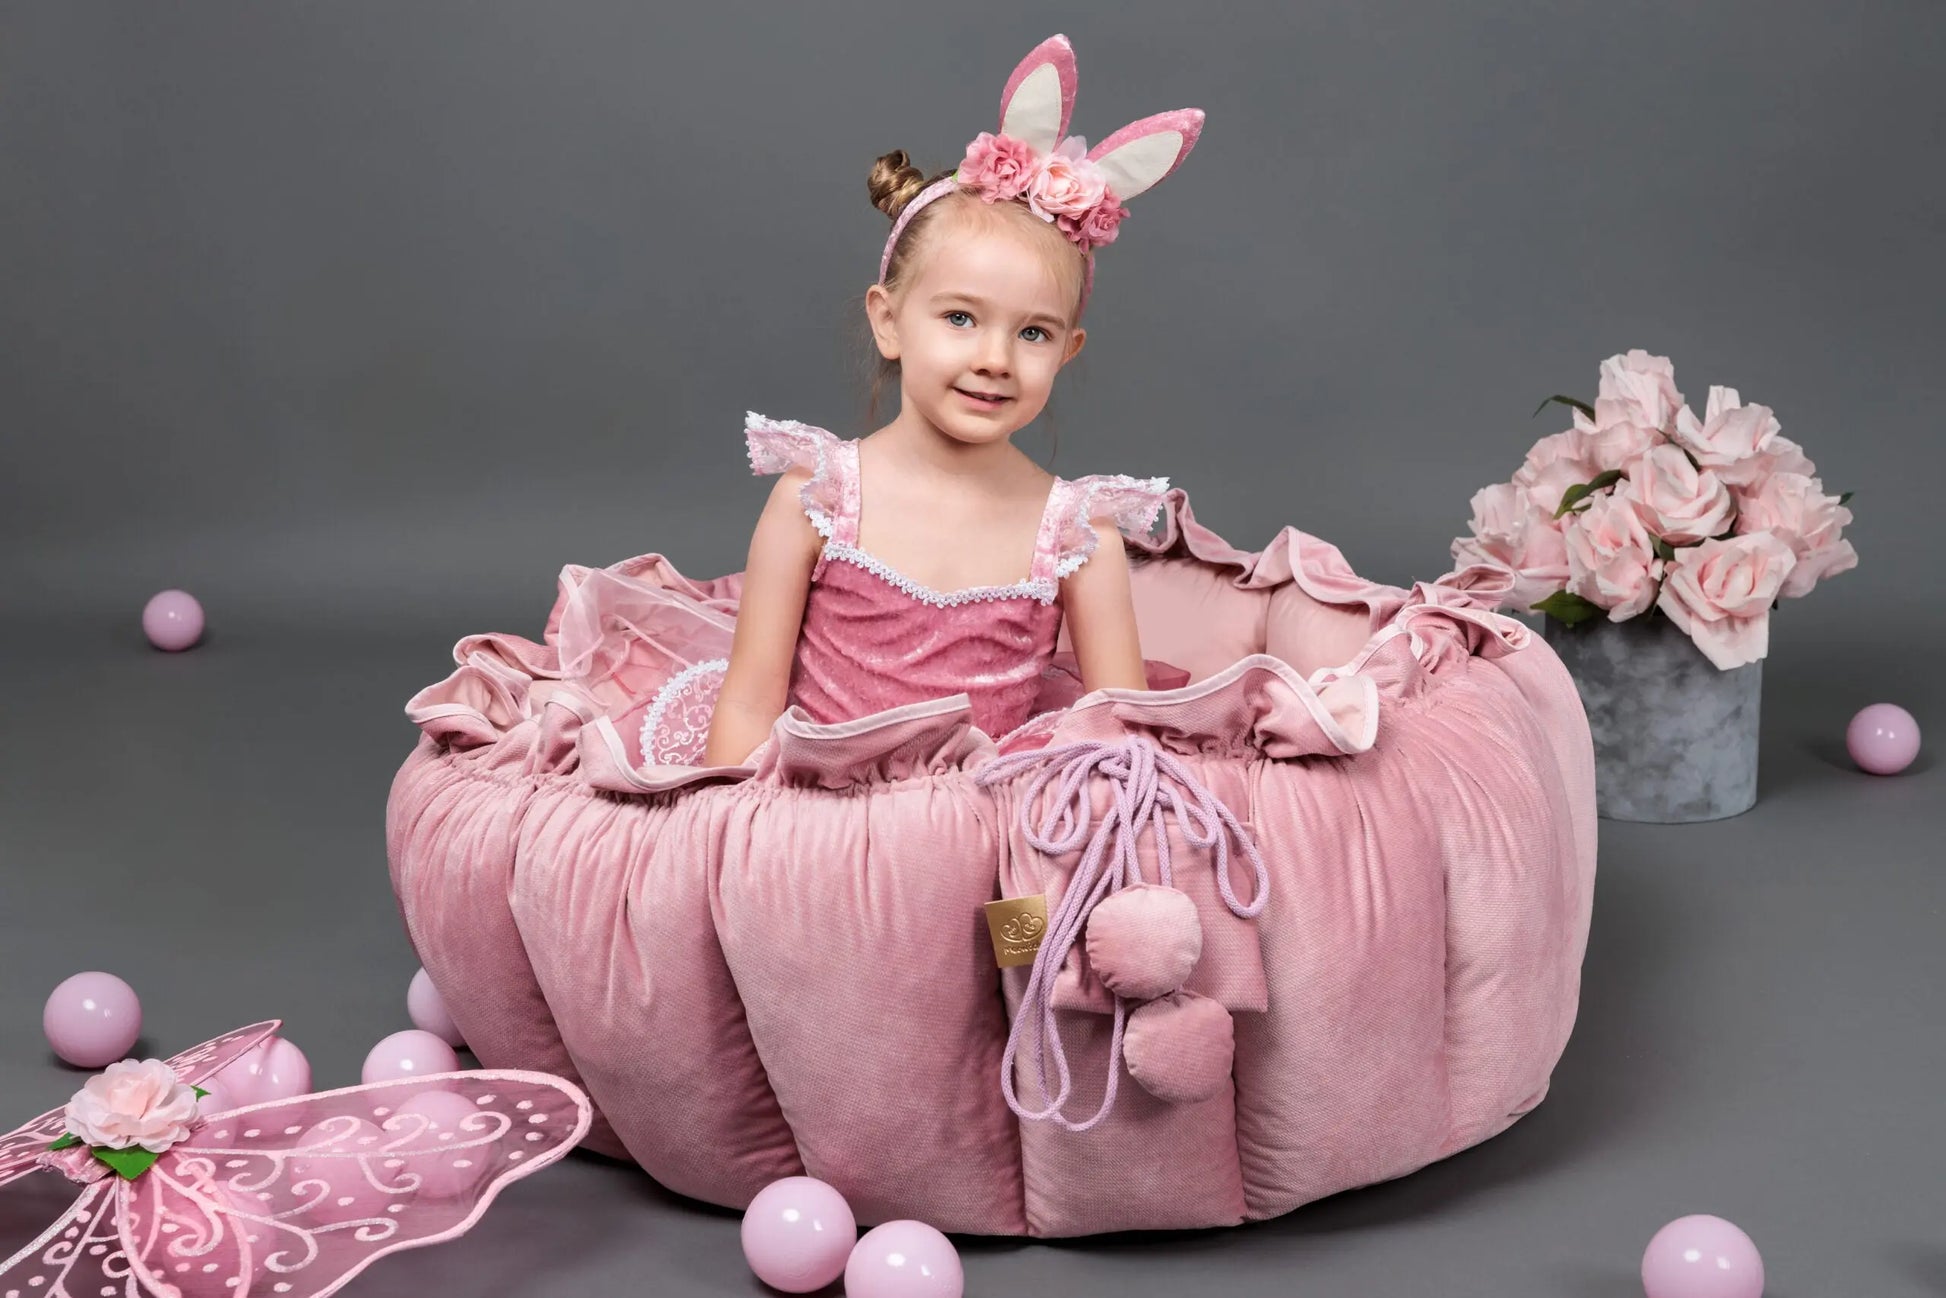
[1021,326,1049,343]
[945,310,973,327]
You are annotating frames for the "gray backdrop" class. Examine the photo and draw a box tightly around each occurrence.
[3,4,1941,1296]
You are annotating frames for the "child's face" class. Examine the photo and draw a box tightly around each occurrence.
[868,221,1087,446]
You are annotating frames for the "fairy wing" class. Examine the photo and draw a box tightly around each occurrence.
[0,1180,137,1297]
[0,1021,283,1191]
[122,1070,592,1298]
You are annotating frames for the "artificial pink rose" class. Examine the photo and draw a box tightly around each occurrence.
[1450,482,1573,612]
[1512,429,1603,516]
[64,1058,200,1152]
[1065,193,1128,246]
[1570,406,1663,473]
[1670,385,1783,476]
[1714,431,1818,490]
[1563,488,1664,620]
[958,132,1040,202]
[1624,443,1735,544]
[1656,533,1797,670]
[1592,349,1684,433]
[1734,471,1859,598]
[1025,136,1109,222]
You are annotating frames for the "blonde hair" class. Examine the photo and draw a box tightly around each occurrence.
[863,149,1086,433]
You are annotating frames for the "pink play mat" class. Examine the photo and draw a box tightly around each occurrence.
[385,489,1596,1237]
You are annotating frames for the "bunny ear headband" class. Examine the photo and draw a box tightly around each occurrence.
[878,33,1205,318]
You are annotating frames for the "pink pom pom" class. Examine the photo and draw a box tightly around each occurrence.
[845,1220,963,1298]
[1641,1214,1764,1298]
[1084,883,1202,1001]
[142,589,204,651]
[740,1176,857,1293]
[362,1029,461,1084]
[1123,990,1234,1105]
[42,971,141,1068]
[1847,703,1921,775]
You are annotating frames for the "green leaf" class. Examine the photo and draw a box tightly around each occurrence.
[1554,469,1625,518]
[1531,590,1604,626]
[92,1146,161,1181]
[1532,394,1595,419]
[1651,536,1677,562]
[193,1086,209,1099]
[46,1133,80,1151]
[1838,490,1854,506]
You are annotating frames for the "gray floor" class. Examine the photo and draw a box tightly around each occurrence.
[2,609,1941,1297]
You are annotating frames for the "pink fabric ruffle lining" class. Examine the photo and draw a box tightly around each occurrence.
[386,489,1596,1237]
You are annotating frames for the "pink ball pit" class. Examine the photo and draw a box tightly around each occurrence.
[385,490,1596,1237]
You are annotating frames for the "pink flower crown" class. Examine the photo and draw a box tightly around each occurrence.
[879,34,1206,318]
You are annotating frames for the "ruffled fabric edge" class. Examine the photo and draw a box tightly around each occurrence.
[743,411,845,541]
[1051,473,1172,580]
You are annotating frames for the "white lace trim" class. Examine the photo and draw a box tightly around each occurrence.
[823,541,1058,608]
[1052,474,1171,580]
[639,657,729,769]
[744,411,838,540]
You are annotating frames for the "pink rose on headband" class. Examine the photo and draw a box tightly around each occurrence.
[1656,533,1796,670]
[1067,194,1129,246]
[1026,136,1109,223]
[959,132,1039,202]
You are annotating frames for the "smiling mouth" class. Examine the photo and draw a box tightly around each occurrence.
[955,388,1011,406]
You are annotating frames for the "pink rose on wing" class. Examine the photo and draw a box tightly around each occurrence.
[1593,349,1684,434]
[958,132,1040,202]
[1563,488,1664,620]
[1670,385,1783,476]
[1025,136,1109,223]
[64,1058,201,1152]
[1450,482,1570,611]
[1656,533,1797,670]
[1735,471,1859,597]
[1625,443,1735,544]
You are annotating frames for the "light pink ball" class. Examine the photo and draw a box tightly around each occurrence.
[142,589,205,651]
[211,1036,312,1106]
[1641,1214,1764,1298]
[391,1089,489,1199]
[1847,703,1921,776]
[43,972,142,1068]
[407,968,465,1048]
[362,1029,460,1085]
[844,1220,963,1298]
[740,1176,857,1293]
[290,1117,394,1224]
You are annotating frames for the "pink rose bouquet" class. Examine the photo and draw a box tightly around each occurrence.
[1449,350,1858,670]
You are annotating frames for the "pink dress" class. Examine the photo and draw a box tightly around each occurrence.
[638,413,1169,763]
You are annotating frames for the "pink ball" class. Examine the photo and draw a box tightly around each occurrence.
[362,1029,461,1085]
[1641,1214,1764,1298]
[289,1117,394,1224]
[407,967,465,1048]
[43,972,142,1068]
[211,1036,312,1107]
[390,1089,490,1199]
[1847,703,1921,776]
[193,1076,239,1119]
[142,589,205,651]
[740,1176,857,1293]
[844,1220,963,1298]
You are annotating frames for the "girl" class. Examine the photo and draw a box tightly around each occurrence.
[697,34,1204,767]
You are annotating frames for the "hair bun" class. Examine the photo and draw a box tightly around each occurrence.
[868,149,932,221]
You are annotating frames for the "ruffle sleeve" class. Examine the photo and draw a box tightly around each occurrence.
[744,411,845,540]
[1051,472,1172,579]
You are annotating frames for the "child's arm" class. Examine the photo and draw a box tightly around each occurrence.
[1061,519,1152,693]
[701,470,821,766]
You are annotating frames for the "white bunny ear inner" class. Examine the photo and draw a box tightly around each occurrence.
[1000,61,1064,152]
[1087,109,1205,201]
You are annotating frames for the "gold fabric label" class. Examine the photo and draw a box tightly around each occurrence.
[983,894,1049,968]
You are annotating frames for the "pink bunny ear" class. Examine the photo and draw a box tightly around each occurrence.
[998,33,1077,153]
[0,1020,283,1191]
[1086,108,1206,200]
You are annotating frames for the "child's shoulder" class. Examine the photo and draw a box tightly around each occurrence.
[1045,470,1173,576]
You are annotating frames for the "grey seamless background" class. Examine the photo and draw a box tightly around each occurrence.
[3,4,1942,1296]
